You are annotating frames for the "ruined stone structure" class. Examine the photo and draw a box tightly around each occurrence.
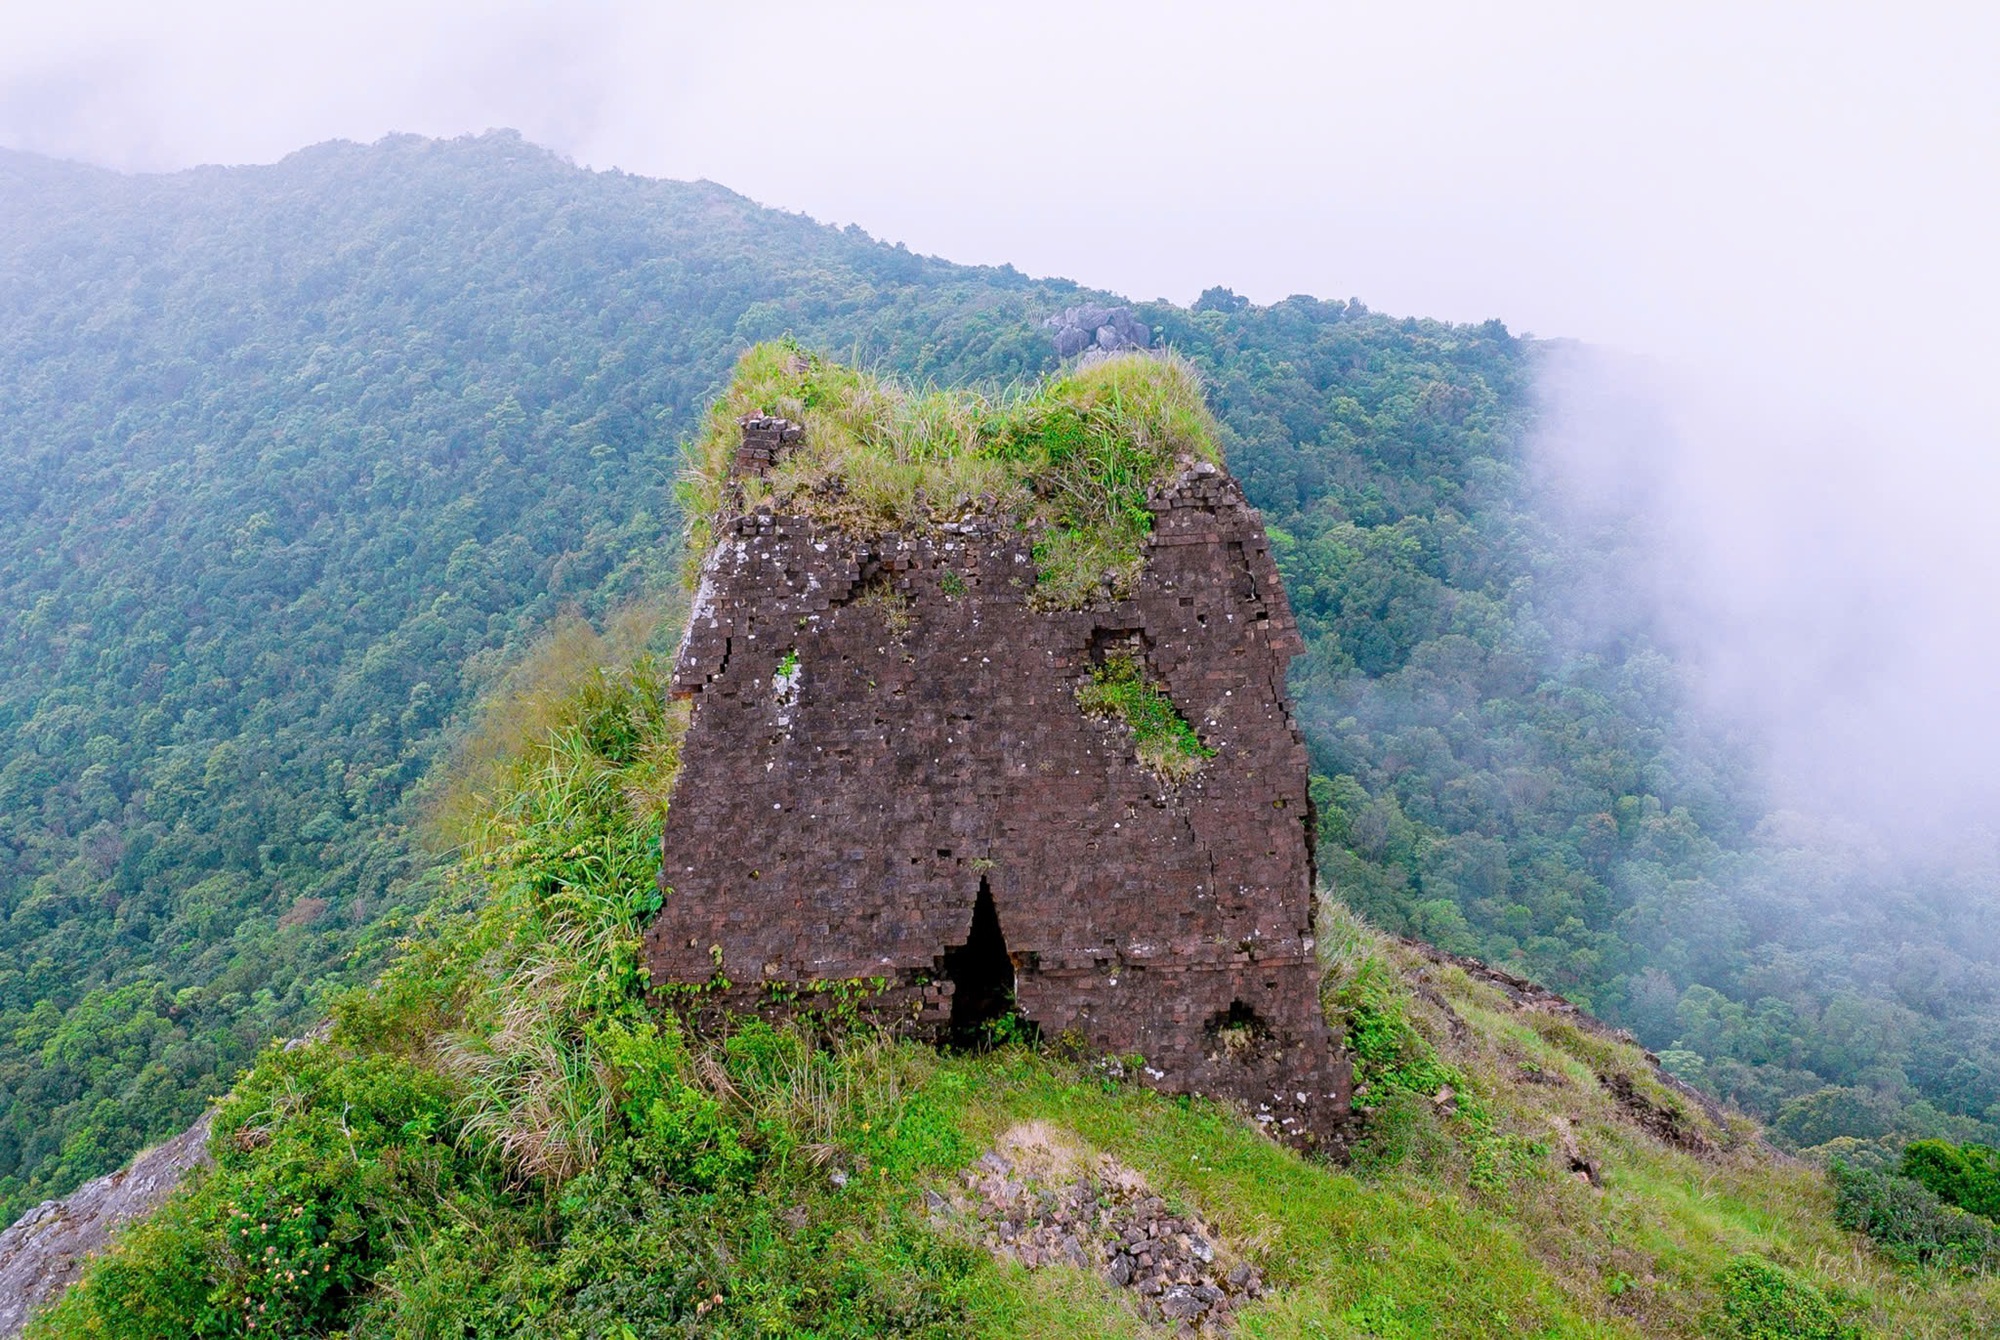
[646,423,1350,1146]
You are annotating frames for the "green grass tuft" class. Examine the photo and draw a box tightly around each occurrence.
[679,341,1222,606]
[1073,649,1215,780]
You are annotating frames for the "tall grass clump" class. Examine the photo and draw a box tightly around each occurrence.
[424,598,683,848]
[678,341,1222,605]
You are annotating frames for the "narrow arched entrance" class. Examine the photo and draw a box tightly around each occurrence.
[942,878,1015,1047]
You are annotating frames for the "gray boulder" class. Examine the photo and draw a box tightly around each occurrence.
[1045,304,1150,359]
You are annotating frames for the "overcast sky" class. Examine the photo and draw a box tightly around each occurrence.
[3,1,1997,841]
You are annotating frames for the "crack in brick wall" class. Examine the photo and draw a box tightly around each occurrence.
[648,427,1351,1147]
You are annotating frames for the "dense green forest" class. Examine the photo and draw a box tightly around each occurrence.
[0,130,1994,1230]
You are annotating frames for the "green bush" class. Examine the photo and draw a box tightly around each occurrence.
[1900,1139,2000,1223]
[1831,1162,2000,1270]
[1718,1256,1850,1339]
[38,1047,493,1339]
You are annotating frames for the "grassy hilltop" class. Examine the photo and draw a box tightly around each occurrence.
[31,355,1999,1338]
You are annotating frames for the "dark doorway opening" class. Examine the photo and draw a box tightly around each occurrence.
[942,879,1020,1047]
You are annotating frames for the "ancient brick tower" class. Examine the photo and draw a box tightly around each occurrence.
[646,417,1351,1147]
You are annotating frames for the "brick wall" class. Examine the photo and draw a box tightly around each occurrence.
[648,424,1350,1148]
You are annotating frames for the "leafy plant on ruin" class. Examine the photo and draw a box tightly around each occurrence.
[679,341,1221,606]
[1073,649,1216,781]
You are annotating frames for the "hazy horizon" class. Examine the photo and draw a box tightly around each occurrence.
[4,1,1996,850]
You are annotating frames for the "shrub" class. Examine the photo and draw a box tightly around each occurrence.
[1831,1162,2000,1270]
[1331,954,1460,1106]
[35,1047,492,1340]
[1900,1139,2000,1223]
[1718,1256,1850,1339]
[25,1196,224,1339]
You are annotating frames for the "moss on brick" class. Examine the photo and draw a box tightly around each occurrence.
[1074,649,1215,781]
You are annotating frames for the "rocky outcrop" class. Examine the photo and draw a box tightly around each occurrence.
[1046,304,1151,359]
[0,1112,213,1338]
[647,429,1351,1149]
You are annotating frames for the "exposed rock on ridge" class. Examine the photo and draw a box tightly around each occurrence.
[0,1113,213,1338]
[1046,304,1151,359]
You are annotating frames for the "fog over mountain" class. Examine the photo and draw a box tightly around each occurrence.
[1534,347,2000,853]
[5,2,1993,862]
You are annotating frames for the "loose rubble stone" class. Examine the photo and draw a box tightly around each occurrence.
[940,1123,1264,1334]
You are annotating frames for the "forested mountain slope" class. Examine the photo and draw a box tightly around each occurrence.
[0,131,1992,1225]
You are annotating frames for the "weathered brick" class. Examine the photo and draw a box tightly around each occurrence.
[648,434,1350,1148]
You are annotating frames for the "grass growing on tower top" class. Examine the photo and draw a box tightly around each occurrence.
[677,341,1223,607]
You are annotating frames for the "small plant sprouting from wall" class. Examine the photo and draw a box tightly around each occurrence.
[773,649,801,721]
[855,573,915,638]
[1075,649,1215,781]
